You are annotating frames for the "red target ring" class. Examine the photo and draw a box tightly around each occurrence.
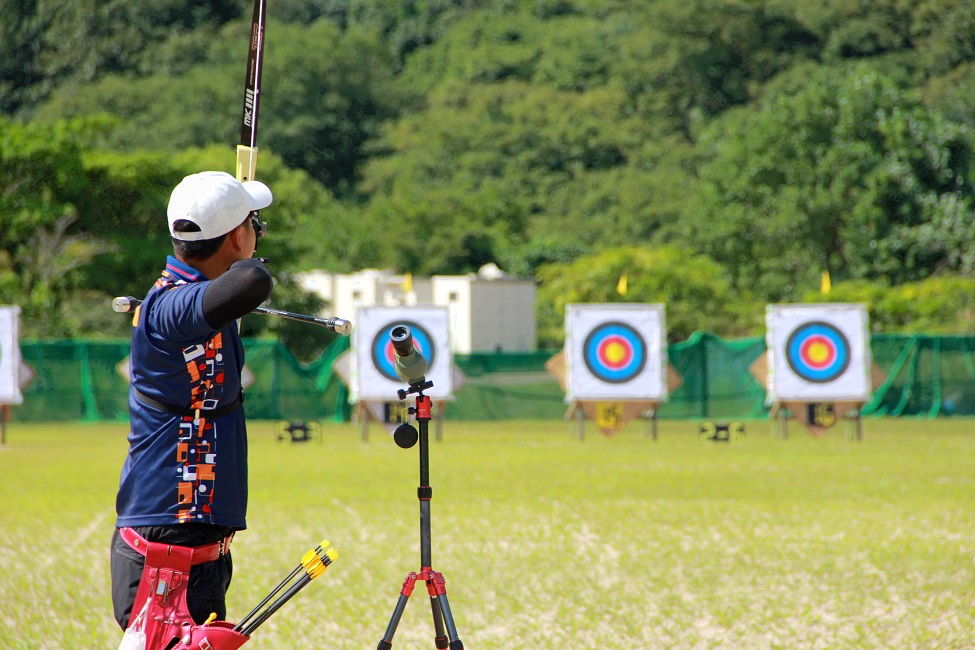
[596,335,633,370]
[799,334,836,370]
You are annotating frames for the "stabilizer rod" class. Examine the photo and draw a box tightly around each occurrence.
[112,296,351,335]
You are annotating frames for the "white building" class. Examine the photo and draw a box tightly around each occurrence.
[296,264,536,353]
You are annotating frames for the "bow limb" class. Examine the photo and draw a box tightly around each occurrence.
[236,0,267,183]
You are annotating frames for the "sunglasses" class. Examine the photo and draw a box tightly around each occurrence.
[250,212,268,241]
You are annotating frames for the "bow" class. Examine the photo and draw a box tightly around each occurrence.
[237,0,266,183]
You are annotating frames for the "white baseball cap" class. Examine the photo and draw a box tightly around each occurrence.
[167,171,273,241]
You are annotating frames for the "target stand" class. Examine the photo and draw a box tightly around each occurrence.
[768,400,864,440]
[566,399,664,440]
[547,304,677,441]
[756,304,882,441]
[548,352,682,441]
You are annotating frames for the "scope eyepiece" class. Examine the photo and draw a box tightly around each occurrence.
[390,325,414,357]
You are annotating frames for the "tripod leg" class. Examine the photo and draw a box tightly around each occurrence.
[428,571,464,649]
[429,594,448,649]
[378,573,418,650]
[436,593,464,649]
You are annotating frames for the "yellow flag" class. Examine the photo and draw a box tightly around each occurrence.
[616,272,627,296]
[820,270,831,295]
[402,271,413,292]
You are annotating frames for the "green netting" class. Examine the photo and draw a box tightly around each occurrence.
[864,334,975,417]
[12,332,975,422]
[17,338,352,423]
[451,351,566,420]
[661,331,768,419]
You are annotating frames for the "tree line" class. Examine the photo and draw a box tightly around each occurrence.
[3,0,975,355]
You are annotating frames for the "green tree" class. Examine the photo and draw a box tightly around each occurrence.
[924,61,975,129]
[399,8,620,98]
[682,63,975,301]
[4,0,242,117]
[359,79,648,275]
[0,116,119,336]
[273,0,488,64]
[611,0,819,136]
[81,142,350,356]
[803,275,975,335]
[910,0,975,75]
[34,20,400,195]
[0,1,48,115]
[534,245,759,347]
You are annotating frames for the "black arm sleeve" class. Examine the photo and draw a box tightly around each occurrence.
[202,258,274,330]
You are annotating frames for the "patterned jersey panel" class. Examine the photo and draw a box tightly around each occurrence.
[116,256,248,529]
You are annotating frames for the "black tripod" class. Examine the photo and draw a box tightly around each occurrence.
[378,378,464,650]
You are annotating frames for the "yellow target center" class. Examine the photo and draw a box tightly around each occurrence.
[604,342,627,364]
[807,341,830,364]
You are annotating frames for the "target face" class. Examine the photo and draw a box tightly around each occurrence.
[785,321,850,383]
[583,321,647,383]
[565,304,667,402]
[766,304,871,402]
[370,321,436,382]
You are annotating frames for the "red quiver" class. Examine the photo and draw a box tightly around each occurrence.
[173,621,249,650]
[125,536,250,650]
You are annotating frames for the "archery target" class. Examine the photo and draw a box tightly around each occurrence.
[766,304,871,401]
[566,304,667,401]
[352,306,452,401]
[0,306,22,405]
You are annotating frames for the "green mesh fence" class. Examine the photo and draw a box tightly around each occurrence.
[662,331,768,419]
[11,333,975,422]
[864,334,975,417]
[451,351,567,420]
[16,338,353,423]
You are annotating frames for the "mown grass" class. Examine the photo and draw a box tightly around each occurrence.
[1,417,974,649]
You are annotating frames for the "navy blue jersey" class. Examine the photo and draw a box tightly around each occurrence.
[116,256,248,529]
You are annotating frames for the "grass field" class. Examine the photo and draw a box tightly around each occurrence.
[1,417,974,649]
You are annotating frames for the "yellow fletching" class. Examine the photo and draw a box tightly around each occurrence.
[308,564,326,579]
[301,549,318,568]
[303,556,324,575]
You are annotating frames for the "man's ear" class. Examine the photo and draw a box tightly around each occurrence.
[227,221,248,252]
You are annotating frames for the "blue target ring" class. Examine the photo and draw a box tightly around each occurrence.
[583,321,647,384]
[371,321,436,382]
[785,321,850,383]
